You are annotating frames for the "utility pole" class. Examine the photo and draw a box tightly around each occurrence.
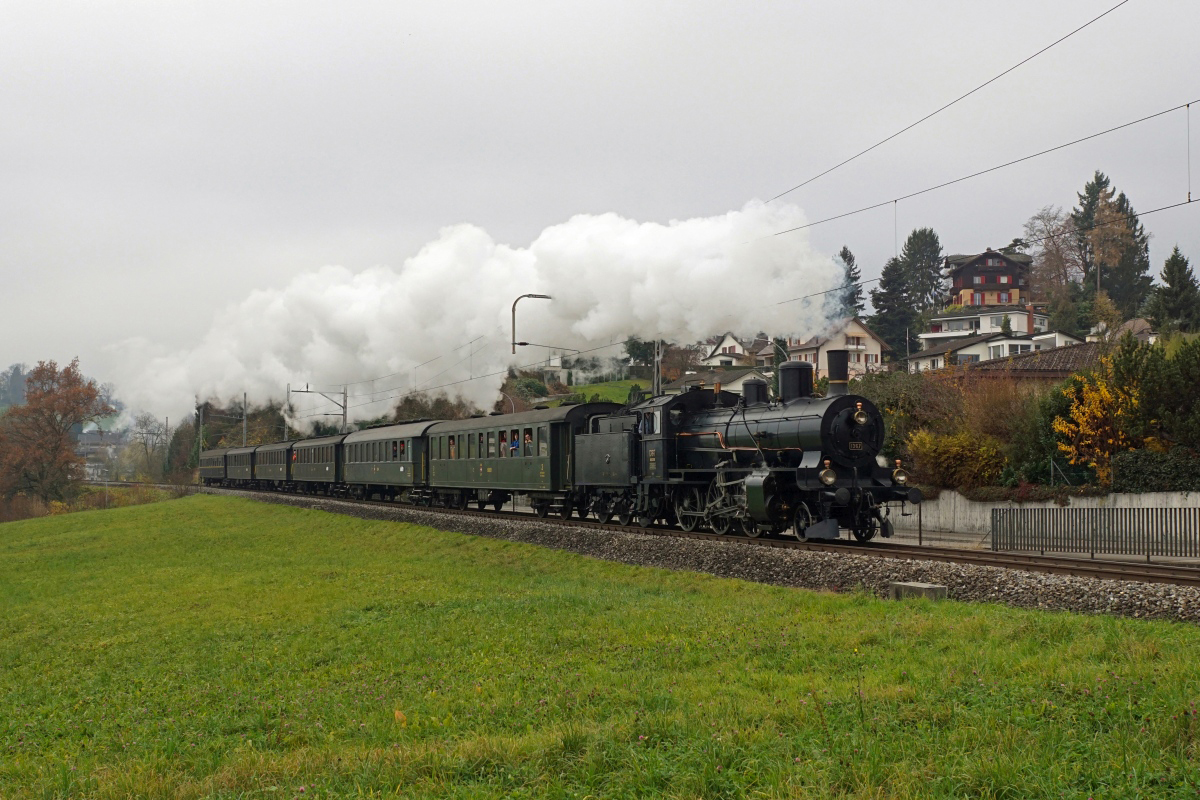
[243,392,248,446]
[198,404,204,458]
[290,384,348,432]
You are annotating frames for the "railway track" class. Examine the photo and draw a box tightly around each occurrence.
[175,483,1200,590]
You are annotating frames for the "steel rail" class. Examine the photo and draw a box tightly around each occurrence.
[175,484,1200,589]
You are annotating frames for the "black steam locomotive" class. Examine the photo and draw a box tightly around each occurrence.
[200,350,920,541]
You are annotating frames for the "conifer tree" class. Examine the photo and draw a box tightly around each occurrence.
[1144,246,1200,333]
[868,257,918,357]
[1072,170,1152,318]
[836,246,864,317]
[899,228,945,310]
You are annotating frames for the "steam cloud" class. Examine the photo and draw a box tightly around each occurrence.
[112,201,843,424]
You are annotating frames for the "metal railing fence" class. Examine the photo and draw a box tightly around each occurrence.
[992,506,1200,560]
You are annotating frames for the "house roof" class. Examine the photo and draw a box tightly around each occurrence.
[968,341,1103,376]
[904,332,1003,360]
[662,367,764,390]
[945,249,1034,269]
[1116,317,1155,338]
[787,317,893,352]
[703,332,745,360]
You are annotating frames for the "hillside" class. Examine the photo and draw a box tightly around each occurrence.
[3,495,1200,797]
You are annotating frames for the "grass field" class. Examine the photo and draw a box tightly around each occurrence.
[3,495,1200,798]
[561,379,643,405]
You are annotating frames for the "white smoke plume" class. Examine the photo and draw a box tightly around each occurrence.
[112,201,843,424]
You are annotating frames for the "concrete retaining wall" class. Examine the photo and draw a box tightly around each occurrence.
[890,490,1200,536]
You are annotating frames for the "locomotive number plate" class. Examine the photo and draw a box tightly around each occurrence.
[849,442,863,450]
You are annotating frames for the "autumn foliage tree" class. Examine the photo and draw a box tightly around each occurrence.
[0,359,114,502]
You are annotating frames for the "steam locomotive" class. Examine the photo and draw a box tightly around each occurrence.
[200,350,921,541]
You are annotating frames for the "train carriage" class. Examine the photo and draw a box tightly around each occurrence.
[342,420,439,500]
[424,403,621,514]
[254,440,293,487]
[292,434,346,492]
[226,446,256,484]
[199,448,229,485]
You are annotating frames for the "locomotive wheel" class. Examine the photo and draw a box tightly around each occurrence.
[853,521,878,542]
[741,517,761,538]
[706,482,731,535]
[615,500,634,526]
[794,503,814,542]
[575,498,591,519]
[559,499,573,520]
[595,498,614,524]
[675,487,704,532]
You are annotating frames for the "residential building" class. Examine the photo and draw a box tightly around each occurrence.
[905,330,1082,372]
[662,368,770,396]
[919,305,1050,349]
[786,318,889,378]
[700,332,773,369]
[945,249,1033,307]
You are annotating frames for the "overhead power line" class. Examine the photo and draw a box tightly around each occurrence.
[762,97,1200,241]
[767,0,1134,203]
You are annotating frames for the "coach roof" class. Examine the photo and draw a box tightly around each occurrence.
[426,402,622,434]
[343,419,441,444]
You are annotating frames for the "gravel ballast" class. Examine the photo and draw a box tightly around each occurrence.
[203,489,1200,624]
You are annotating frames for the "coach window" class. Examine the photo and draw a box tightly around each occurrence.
[477,433,484,458]
[537,426,548,457]
[400,440,408,461]
[523,428,533,457]
[449,437,457,460]
[498,431,507,457]
[467,433,475,458]
[487,432,496,457]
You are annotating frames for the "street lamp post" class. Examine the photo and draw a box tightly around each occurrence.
[512,294,552,354]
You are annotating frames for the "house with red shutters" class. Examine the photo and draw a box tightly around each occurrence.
[945,248,1033,307]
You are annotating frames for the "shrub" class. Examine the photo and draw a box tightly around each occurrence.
[1111,448,1200,493]
[906,430,1005,490]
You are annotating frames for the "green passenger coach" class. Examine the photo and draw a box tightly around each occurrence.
[423,403,621,515]
[342,420,439,500]
[292,434,346,491]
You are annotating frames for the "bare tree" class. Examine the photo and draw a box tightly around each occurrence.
[1023,206,1083,301]
[130,412,166,479]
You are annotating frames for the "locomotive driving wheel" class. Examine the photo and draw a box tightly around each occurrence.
[706,480,732,535]
[675,487,704,532]
[793,503,814,542]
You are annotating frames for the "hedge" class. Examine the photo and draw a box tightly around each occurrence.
[1111,447,1200,493]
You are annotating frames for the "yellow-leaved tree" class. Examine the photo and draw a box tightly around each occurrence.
[1052,354,1140,484]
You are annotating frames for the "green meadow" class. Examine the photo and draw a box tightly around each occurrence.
[3,495,1200,798]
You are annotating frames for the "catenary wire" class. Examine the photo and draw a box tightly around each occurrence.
[766,0,1134,203]
[761,97,1200,241]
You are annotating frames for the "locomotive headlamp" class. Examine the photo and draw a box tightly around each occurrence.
[892,468,909,485]
[852,402,869,426]
[819,459,837,486]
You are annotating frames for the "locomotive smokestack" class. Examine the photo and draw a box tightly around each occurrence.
[827,350,849,396]
[778,360,813,403]
[742,378,769,406]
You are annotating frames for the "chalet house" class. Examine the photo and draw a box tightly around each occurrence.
[919,305,1050,350]
[906,330,1082,372]
[662,368,770,396]
[786,318,889,378]
[945,249,1033,307]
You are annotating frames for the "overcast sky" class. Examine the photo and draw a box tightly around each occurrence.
[3,0,1198,413]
